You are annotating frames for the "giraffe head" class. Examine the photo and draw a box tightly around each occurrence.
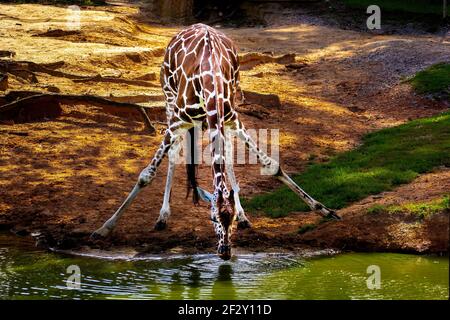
[197,187,237,260]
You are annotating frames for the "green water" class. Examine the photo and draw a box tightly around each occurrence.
[0,234,448,300]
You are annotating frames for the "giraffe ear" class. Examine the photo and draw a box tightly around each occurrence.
[197,187,213,203]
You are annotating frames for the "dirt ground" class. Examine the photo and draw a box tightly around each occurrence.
[0,3,448,255]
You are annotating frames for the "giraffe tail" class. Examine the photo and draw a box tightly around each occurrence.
[186,127,200,204]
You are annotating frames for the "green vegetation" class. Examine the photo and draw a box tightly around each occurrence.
[366,204,385,215]
[297,216,335,234]
[367,195,450,219]
[408,63,450,95]
[342,0,450,16]
[298,223,317,234]
[243,112,450,217]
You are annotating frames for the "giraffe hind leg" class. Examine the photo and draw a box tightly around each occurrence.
[276,169,341,220]
[234,119,341,220]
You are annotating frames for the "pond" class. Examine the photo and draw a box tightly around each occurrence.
[0,233,448,300]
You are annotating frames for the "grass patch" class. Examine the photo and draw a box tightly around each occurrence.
[367,195,450,219]
[408,63,450,95]
[367,204,385,215]
[298,224,317,234]
[297,216,335,234]
[243,112,450,217]
[342,0,450,16]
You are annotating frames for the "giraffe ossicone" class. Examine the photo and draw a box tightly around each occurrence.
[90,24,340,260]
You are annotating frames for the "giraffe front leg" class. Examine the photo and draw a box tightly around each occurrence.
[154,136,182,230]
[91,130,175,239]
[234,119,341,220]
[225,128,251,229]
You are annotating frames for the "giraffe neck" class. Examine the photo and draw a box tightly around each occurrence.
[202,26,229,197]
[161,23,240,199]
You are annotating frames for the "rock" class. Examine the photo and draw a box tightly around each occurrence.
[285,62,308,70]
[252,72,265,78]
[100,68,122,78]
[46,85,61,93]
[0,50,16,58]
[240,52,296,70]
[125,53,143,63]
[276,53,296,64]
[347,106,364,113]
[242,90,281,109]
[33,29,80,38]
[134,72,157,81]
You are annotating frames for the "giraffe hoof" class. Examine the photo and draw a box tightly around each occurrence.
[237,219,252,229]
[154,220,167,231]
[90,229,109,240]
[325,210,341,221]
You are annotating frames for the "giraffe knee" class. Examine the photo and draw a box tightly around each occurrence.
[261,161,280,176]
[138,169,153,187]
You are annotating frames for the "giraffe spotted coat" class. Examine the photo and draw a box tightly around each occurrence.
[91,24,340,260]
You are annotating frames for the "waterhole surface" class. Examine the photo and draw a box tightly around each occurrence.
[0,233,448,299]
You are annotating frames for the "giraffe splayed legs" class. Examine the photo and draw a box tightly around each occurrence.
[91,23,340,258]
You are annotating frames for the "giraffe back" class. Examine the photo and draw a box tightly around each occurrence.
[160,23,241,126]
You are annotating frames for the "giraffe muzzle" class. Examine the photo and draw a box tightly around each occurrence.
[218,244,231,260]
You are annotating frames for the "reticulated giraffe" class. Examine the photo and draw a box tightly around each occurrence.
[91,24,340,260]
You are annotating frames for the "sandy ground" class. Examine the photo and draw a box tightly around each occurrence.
[0,4,448,254]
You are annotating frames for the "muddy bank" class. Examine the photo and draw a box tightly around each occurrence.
[2,167,448,255]
[0,4,449,256]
